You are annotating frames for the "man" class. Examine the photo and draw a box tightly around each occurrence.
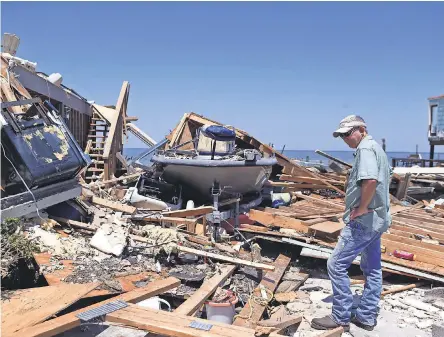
[311,115,391,332]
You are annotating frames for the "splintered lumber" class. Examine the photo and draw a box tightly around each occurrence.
[49,216,97,232]
[278,175,345,187]
[248,209,309,233]
[308,221,345,240]
[175,264,236,315]
[280,165,345,195]
[92,196,136,214]
[240,224,269,232]
[233,254,291,328]
[107,303,280,337]
[317,327,344,337]
[315,149,352,168]
[162,206,214,218]
[11,277,181,337]
[257,314,303,330]
[275,271,309,293]
[280,184,334,191]
[1,282,99,335]
[293,193,345,211]
[177,246,275,271]
[381,282,427,297]
[274,291,310,303]
[137,215,198,226]
[87,172,142,189]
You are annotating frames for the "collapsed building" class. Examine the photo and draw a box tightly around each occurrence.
[2,33,444,337]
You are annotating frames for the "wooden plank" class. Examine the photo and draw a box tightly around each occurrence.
[276,271,309,293]
[87,172,142,190]
[138,216,198,226]
[281,184,336,191]
[274,291,310,303]
[92,196,136,214]
[279,175,345,185]
[293,193,345,210]
[273,206,340,218]
[239,224,269,232]
[392,218,444,233]
[381,238,444,267]
[233,254,291,328]
[0,80,24,114]
[395,213,444,226]
[167,113,189,148]
[383,233,444,253]
[257,314,303,329]
[388,227,444,244]
[381,253,444,277]
[308,221,345,240]
[301,238,444,279]
[317,327,344,337]
[395,173,411,200]
[248,209,309,233]
[177,246,274,271]
[390,223,444,244]
[279,175,326,185]
[10,277,181,337]
[2,283,99,336]
[107,303,277,337]
[116,152,129,168]
[278,162,345,196]
[381,282,427,297]
[175,265,236,315]
[163,206,214,218]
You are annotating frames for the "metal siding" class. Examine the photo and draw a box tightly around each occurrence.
[11,65,92,116]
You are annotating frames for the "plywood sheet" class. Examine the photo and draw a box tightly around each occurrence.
[2,282,99,335]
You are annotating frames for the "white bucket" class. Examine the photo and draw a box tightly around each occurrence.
[137,296,172,311]
[205,296,238,325]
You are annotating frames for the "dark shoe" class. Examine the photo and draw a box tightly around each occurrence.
[351,316,376,331]
[311,315,350,332]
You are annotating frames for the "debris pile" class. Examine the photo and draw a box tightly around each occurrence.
[2,42,444,337]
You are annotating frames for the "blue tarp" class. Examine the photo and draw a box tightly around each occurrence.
[201,125,236,141]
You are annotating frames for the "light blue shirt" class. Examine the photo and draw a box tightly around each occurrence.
[343,135,392,232]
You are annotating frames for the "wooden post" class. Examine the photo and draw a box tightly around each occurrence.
[395,173,411,200]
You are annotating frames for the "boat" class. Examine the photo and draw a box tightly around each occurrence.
[151,125,277,202]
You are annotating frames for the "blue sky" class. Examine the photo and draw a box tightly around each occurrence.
[2,2,443,151]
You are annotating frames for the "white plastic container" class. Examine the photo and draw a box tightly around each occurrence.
[47,73,63,86]
[205,296,238,324]
[137,296,171,311]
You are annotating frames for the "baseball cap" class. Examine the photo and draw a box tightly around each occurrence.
[333,115,367,138]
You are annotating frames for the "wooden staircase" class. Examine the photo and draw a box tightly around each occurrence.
[85,111,110,181]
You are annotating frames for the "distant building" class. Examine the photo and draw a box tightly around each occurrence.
[428,94,444,163]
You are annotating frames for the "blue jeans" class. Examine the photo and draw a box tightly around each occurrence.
[327,220,382,326]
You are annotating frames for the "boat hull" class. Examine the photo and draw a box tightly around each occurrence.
[153,156,276,200]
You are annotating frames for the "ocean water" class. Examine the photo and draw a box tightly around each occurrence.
[123,147,444,165]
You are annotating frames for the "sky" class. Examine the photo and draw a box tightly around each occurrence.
[2,2,443,151]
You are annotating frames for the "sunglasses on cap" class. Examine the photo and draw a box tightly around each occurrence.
[340,127,358,138]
